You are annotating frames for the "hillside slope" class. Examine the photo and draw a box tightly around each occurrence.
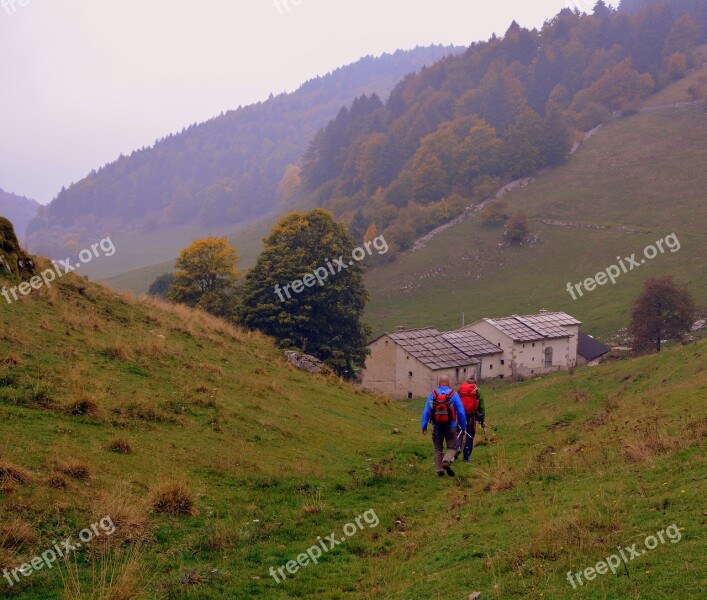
[300,0,707,259]
[1,265,704,598]
[365,97,707,340]
[0,190,39,242]
[26,46,462,269]
[0,259,411,598]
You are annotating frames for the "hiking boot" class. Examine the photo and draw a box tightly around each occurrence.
[437,470,445,477]
[463,458,472,463]
[442,461,455,477]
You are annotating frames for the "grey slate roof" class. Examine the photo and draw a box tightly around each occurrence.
[388,327,479,370]
[484,312,581,342]
[577,332,611,361]
[442,329,502,356]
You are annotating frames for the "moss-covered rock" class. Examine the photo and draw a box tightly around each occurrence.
[0,216,34,279]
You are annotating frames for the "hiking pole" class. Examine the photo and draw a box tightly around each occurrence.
[455,425,464,459]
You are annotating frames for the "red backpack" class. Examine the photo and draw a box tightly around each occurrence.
[459,382,479,416]
[430,389,457,427]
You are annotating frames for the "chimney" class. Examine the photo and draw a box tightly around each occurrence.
[396,326,406,332]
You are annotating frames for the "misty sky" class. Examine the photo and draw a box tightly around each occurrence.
[0,0,602,204]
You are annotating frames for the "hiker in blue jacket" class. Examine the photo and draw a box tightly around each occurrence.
[421,376,467,477]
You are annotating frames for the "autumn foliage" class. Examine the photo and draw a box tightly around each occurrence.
[303,1,706,254]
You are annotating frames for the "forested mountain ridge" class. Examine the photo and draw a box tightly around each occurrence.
[26,45,462,258]
[302,0,707,251]
[0,189,39,242]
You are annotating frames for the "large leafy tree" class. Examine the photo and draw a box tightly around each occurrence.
[629,276,695,353]
[241,209,371,378]
[148,272,176,299]
[168,237,240,319]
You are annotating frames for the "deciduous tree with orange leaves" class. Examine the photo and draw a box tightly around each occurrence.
[168,237,240,319]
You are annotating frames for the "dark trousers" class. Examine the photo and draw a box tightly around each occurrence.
[463,416,477,460]
[432,426,459,471]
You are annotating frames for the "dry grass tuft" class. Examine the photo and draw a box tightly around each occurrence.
[0,519,36,551]
[0,354,22,366]
[0,460,33,484]
[621,427,678,463]
[25,385,57,409]
[687,416,707,440]
[55,458,92,480]
[108,437,134,454]
[102,342,134,362]
[485,470,516,493]
[48,473,69,489]
[149,481,197,516]
[301,489,325,515]
[65,395,101,418]
[483,456,516,493]
[569,388,591,403]
[0,547,14,571]
[532,513,621,558]
[61,544,150,600]
[92,488,151,545]
[134,339,166,361]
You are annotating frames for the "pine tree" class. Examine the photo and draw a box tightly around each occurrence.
[541,105,572,166]
[349,209,368,243]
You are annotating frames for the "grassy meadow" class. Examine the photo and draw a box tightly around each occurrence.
[1,265,705,598]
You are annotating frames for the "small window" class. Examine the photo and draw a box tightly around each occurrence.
[532,343,536,347]
[408,371,413,377]
[545,347,553,368]
[501,360,505,366]
[490,364,493,370]
[523,344,526,348]
[407,392,413,400]
[499,374,504,379]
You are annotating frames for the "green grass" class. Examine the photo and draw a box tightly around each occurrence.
[1,262,705,598]
[366,102,707,340]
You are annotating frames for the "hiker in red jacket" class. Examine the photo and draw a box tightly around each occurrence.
[458,374,486,463]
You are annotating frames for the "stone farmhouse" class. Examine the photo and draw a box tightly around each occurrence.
[361,311,583,399]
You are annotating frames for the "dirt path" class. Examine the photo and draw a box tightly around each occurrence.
[409,178,534,254]
[638,99,705,113]
[535,219,640,233]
